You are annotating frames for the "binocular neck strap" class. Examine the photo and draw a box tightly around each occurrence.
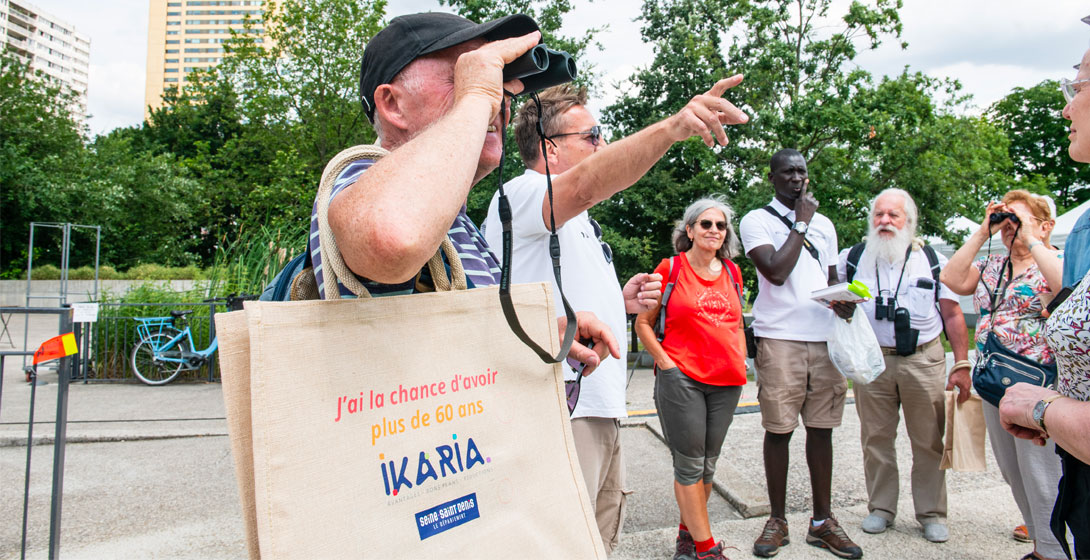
[874,244,913,304]
[495,92,577,364]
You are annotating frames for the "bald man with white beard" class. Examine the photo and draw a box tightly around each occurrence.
[835,189,972,544]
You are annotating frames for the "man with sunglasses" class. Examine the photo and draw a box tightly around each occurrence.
[739,149,862,559]
[482,81,748,557]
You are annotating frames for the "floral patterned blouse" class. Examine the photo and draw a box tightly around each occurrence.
[1045,272,1090,402]
[973,253,1062,365]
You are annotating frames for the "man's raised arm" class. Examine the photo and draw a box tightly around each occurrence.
[329,32,540,284]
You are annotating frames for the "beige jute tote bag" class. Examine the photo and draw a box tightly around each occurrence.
[216,145,603,558]
[940,390,987,472]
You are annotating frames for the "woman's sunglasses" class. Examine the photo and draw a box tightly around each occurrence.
[697,220,728,231]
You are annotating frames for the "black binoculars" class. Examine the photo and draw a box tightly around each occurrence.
[502,44,577,96]
[989,211,1020,224]
[874,296,898,321]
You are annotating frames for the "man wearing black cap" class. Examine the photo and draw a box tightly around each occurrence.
[309,12,615,369]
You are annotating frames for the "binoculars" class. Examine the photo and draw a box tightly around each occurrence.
[874,296,899,321]
[989,211,1020,225]
[502,44,577,96]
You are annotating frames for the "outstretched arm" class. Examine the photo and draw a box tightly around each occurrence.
[542,75,749,229]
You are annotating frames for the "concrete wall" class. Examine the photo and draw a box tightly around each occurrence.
[1,280,200,306]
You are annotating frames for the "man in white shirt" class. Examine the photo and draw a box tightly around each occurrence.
[483,82,747,556]
[835,188,972,543]
[739,149,861,559]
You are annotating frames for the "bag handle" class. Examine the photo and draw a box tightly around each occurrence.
[315,144,468,299]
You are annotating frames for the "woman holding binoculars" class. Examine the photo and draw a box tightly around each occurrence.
[941,190,1067,560]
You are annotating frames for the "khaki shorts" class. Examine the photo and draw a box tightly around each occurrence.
[755,338,847,433]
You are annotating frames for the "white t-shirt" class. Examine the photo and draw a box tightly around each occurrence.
[482,170,628,419]
[836,243,958,348]
[739,198,838,342]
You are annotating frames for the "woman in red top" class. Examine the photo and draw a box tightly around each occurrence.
[635,195,747,560]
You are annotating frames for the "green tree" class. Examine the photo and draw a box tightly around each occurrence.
[0,51,87,274]
[600,0,1012,284]
[78,132,201,269]
[208,0,387,228]
[989,79,1090,210]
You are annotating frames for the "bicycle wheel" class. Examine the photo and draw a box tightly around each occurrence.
[131,330,190,385]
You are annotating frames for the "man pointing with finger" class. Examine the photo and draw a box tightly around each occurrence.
[482,79,748,555]
[740,149,863,559]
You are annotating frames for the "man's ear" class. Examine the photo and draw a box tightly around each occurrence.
[373,83,409,132]
[543,139,561,167]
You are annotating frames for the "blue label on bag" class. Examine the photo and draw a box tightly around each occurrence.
[415,493,480,540]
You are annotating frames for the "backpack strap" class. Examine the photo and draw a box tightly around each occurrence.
[921,244,941,302]
[655,256,681,342]
[845,242,866,283]
[723,258,744,305]
[762,205,820,261]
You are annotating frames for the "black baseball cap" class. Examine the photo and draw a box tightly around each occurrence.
[359,12,540,123]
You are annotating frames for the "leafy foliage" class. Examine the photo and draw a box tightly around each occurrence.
[989,79,1090,211]
[600,0,1013,286]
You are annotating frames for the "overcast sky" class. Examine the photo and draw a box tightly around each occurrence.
[25,0,1090,137]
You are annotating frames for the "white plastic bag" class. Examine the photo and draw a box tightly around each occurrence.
[827,306,886,384]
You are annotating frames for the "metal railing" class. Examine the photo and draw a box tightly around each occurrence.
[82,301,220,383]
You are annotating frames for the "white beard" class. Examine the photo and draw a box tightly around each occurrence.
[867,224,914,265]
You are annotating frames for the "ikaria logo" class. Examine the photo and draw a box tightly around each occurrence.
[380,433,489,496]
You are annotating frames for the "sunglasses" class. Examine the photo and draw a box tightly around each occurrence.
[547,125,603,147]
[697,220,728,231]
[589,218,613,264]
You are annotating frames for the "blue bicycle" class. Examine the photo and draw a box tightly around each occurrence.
[129,294,253,385]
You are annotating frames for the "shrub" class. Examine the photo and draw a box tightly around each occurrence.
[28,264,62,280]
[123,263,204,280]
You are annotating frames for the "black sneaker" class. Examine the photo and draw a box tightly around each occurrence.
[674,529,696,560]
[806,517,863,559]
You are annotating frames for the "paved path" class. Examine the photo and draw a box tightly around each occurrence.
[0,315,1035,559]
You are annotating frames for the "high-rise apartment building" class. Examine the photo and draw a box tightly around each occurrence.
[144,0,267,116]
[0,0,91,117]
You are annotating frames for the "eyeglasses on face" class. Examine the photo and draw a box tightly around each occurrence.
[1061,77,1090,103]
[547,125,603,147]
[697,219,728,231]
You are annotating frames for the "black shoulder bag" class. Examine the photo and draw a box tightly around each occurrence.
[971,255,1057,407]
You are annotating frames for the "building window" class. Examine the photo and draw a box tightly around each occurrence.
[166,49,179,53]
[165,68,179,72]
[165,59,178,63]
[166,40,180,44]
[166,31,179,35]
[167,11,180,16]
[164,78,179,82]
[167,21,180,25]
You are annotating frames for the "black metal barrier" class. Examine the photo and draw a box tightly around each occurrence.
[0,306,73,560]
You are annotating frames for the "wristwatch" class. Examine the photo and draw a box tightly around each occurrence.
[792,221,809,235]
[1032,394,1065,433]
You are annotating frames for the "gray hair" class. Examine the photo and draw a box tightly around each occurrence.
[869,188,918,233]
[672,194,740,259]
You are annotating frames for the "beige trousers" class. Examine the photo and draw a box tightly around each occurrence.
[571,417,629,555]
[854,338,947,524]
